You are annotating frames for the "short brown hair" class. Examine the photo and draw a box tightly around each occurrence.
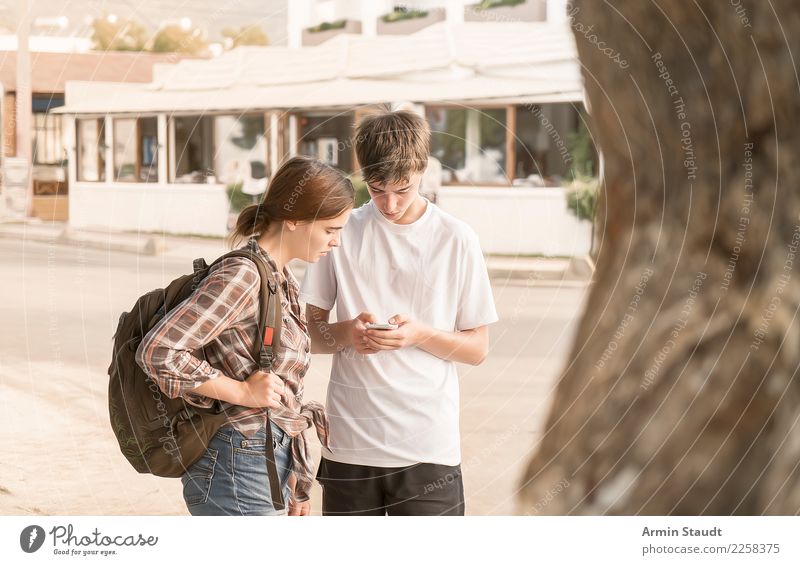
[229,155,354,246]
[354,108,431,185]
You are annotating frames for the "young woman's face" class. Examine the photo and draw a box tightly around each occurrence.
[367,172,423,224]
[291,208,352,263]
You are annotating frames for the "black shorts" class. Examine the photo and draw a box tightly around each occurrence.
[316,457,465,516]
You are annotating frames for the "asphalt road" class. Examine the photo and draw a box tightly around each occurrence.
[0,237,589,515]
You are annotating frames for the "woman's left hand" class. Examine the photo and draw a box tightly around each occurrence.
[288,499,311,516]
[286,474,310,516]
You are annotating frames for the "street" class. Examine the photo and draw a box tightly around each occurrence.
[0,237,589,515]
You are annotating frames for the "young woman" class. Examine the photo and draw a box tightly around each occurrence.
[136,156,354,516]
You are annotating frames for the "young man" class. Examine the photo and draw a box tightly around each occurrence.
[300,108,498,516]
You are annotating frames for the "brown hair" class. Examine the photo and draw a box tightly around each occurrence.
[354,107,431,185]
[229,155,354,247]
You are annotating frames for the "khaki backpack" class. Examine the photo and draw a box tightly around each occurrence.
[107,248,287,510]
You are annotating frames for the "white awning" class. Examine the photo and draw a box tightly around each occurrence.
[56,22,583,115]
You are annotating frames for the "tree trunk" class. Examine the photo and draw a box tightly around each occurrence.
[518,0,800,514]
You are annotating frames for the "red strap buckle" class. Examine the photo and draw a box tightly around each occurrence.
[263,327,274,346]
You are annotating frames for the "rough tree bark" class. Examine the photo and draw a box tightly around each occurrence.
[518,0,800,514]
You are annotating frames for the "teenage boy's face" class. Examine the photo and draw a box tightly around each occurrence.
[367,172,423,224]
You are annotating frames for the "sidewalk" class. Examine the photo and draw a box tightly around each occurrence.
[0,220,594,283]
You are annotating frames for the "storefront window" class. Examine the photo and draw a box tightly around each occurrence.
[214,115,267,187]
[33,116,65,165]
[113,119,136,181]
[297,113,355,173]
[139,118,158,182]
[475,108,507,183]
[173,116,215,183]
[33,95,66,166]
[113,117,158,182]
[76,118,105,182]
[427,107,507,184]
[428,107,466,180]
[514,103,580,182]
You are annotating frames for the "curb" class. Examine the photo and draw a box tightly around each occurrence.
[486,255,594,282]
[1,224,595,282]
[0,225,165,256]
[487,266,565,281]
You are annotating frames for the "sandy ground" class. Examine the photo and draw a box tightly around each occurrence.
[0,358,328,516]
[0,352,568,516]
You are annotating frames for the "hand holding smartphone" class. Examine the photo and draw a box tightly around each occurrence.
[365,322,399,331]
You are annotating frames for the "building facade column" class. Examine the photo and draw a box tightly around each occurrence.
[157,114,168,185]
[103,117,113,183]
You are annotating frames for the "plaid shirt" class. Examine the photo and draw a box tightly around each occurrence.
[136,238,328,503]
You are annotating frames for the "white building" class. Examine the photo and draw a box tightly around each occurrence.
[56,18,591,256]
[289,0,569,46]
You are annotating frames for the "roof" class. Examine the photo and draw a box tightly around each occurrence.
[58,22,583,113]
[0,50,207,93]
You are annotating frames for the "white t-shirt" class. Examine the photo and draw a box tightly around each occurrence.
[299,199,498,467]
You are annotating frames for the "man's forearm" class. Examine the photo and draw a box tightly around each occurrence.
[416,326,489,365]
[308,319,352,354]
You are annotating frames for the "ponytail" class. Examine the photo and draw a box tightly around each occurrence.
[228,203,271,248]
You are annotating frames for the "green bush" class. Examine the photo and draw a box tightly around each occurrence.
[565,114,595,181]
[565,177,599,222]
[349,175,371,208]
[473,0,525,10]
[226,182,257,213]
[222,25,269,48]
[91,16,148,51]
[307,19,347,33]
[150,25,208,54]
[381,9,429,23]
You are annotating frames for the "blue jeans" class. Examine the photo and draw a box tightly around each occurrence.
[181,422,294,516]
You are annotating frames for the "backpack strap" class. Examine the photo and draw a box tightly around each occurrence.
[205,248,286,511]
[213,249,282,368]
[256,262,282,373]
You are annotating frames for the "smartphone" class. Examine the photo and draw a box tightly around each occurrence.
[365,322,399,331]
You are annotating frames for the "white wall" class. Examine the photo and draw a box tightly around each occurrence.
[546,0,569,23]
[68,183,591,251]
[0,34,92,52]
[69,182,230,237]
[287,0,314,47]
[438,186,592,256]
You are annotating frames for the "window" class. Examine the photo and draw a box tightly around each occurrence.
[32,95,65,166]
[33,114,64,165]
[139,118,159,182]
[113,119,136,181]
[113,117,158,182]
[297,113,355,173]
[474,108,507,183]
[76,118,105,182]
[514,103,580,182]
[428,107,466,179]
[214,114,266,185]
[173,116,215,183]
[427,107,508,184]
